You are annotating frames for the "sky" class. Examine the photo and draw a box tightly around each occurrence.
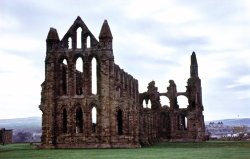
[0,0,249,121]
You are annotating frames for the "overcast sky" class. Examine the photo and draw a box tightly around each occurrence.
[0,0,249,121]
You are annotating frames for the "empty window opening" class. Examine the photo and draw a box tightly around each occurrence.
[77,28,82,48]
[68,37,72,49]
[185,117,188,130]
[62,67,67,94]
[117,109,123,135]
[160,96,170,107]
[178,115,187,130]
[76,58,83,72]
[75,58,83,95]
[148,100,152,109]
[177,96,189,108]
[62,109,67,133]
[75,107,83,133]
[92,107,97,133]
[63,59,67,65]
[61,59,68,95]
[180,115,187,130]
[143,100,147,108]
[91,58,97,94]
[75,72,83,95]
[86,36,91,48]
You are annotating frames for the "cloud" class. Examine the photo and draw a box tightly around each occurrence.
[0,0,249,121]
[226,75,250,92]
[0,35,41,52]
[0,51,43,119]
[158,36,210,49]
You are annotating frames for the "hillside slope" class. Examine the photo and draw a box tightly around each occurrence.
[205,118,250,127]
[0,117,41,129]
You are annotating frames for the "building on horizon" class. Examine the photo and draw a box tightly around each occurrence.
[0,128,12,145]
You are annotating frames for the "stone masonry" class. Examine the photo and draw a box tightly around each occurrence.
[39,17,205,148]
[0,128,12,145]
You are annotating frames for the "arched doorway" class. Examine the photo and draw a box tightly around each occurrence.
[75,107,83,133]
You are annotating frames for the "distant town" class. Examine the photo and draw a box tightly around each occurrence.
[205,120,250,140]
[1,117,250,144]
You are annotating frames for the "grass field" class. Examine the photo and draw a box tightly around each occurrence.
[1,141,250,159]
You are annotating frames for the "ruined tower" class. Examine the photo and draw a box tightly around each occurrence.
[40,17,205,148]
[139,52,205,144]
[39,17,140,148]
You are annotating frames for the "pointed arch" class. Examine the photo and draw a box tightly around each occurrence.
[91,57,97,95]
[185,116,188,130]
[60,58,68,95]
[62,59,67,65]
[75,57,84,95]
[148,99,152,109]
[91,106,97,133]
[143,100,147,108]
[76,57,83,72]
[75,107,83,133]
[77,27,82,48]
[86,36,91,48]
[62,67,67,95]
[160,112,171,138]
[178,114,188,130]
[117,109,123,135]
[62,108,67,133]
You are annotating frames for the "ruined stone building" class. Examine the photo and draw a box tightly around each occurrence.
[39,17,205,148]
[0,128,12,145]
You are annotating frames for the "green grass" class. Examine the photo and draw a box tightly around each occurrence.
[1,141,250,159]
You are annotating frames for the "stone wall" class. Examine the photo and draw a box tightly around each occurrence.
[0,128,12,145]
[39,17,140,148]
[139,52,205,145]
[39,17,205,148]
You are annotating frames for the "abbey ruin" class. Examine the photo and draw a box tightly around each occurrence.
[39,17,205,148]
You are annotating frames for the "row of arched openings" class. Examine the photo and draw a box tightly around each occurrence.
[142,96,189,108]
[68,28,91,49]
[60,57,97,96]
[62,107,97,134]
[62,107,123,135]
